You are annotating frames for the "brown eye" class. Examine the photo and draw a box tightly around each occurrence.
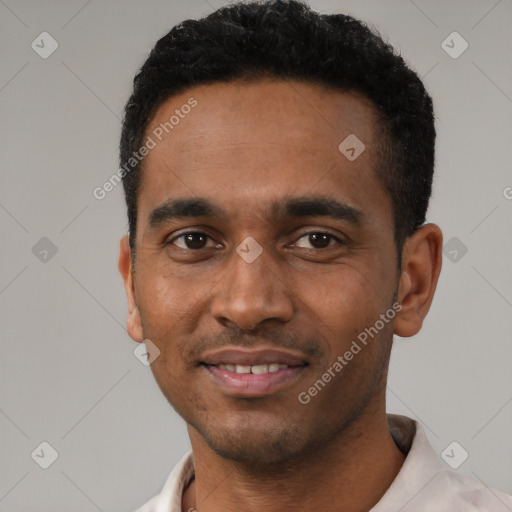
[295,232,342,249]
[169,232,213,250]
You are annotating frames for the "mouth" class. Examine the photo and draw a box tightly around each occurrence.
[199,347,309,397]
[208,362,296,374]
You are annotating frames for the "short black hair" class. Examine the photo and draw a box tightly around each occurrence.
[120,0,435,265]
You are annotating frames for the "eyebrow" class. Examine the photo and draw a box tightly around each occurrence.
[147,195,363,229]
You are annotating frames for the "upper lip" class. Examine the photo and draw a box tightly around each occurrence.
[201,347,308,367]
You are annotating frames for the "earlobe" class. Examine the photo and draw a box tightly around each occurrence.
[118,235,145,343]
[394,224,443,338]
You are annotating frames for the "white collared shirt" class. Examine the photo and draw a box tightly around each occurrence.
[134,414,512,512]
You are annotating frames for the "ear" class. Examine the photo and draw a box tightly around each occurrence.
[394,224,443,337]
[118,234,144,342]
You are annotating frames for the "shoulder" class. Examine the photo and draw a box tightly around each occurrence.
[383,415,512,511]
[427,469,512,511]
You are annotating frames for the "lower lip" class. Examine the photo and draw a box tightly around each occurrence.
[203,364,306,397]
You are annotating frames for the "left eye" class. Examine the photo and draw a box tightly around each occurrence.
[294,232,342,249]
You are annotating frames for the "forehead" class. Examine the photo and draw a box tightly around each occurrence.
[137,79,390,227]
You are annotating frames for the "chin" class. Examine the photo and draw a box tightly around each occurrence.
[208,435,302,466]
[194,418,325,470]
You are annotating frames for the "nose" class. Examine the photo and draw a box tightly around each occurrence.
[210,243,294,331]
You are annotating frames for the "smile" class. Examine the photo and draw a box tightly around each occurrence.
[202,363,307,397]
[215,363,291,374]
[199,346,309,397]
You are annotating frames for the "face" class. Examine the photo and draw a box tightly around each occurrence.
[123,79,403,466]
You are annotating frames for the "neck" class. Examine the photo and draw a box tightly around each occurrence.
[182,405,406,512]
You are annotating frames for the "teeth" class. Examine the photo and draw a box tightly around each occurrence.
[251,364,268,374]
[216,363,290,374]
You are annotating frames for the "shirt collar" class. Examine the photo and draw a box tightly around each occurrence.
[370,414,445,511]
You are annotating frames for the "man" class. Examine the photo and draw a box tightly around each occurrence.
[118,1,512,511]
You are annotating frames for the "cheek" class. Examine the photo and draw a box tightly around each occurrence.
[134,264,207,376]
[136,264,193,330]
[298,263,387,321]
[296,264,392,360]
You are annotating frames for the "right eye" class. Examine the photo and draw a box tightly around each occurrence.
[167,231,218,250]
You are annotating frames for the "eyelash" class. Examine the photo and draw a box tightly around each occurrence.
[167,230,345,250]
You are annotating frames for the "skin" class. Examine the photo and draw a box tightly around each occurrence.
[119,79,443,512]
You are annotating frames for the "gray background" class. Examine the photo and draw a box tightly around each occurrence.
[1,0,511,510]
